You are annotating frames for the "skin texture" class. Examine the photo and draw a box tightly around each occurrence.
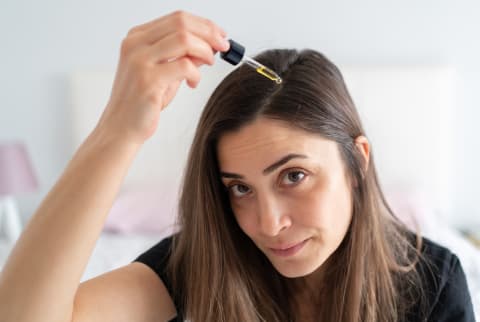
[218,117,370,287]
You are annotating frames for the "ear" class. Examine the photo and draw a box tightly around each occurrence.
[354,135,370,176]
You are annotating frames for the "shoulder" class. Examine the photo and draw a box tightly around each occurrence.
[134,235,175,271]
[413,235,475,321]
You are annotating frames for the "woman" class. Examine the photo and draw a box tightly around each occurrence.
[134,36,475,322]
[0,10,474,322]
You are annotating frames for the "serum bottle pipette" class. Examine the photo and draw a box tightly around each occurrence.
[220,39,282,84]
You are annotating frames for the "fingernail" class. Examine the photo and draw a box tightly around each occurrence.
[219,37,230,51]
[219,27,227,37]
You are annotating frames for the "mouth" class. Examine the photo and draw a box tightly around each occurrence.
[268,238,310,257]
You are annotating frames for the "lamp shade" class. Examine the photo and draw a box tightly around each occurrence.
[0,142,38,195]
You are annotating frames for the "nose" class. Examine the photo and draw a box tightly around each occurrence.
[257,194,292,237]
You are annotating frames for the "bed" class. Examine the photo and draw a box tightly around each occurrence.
[1,60,478,317]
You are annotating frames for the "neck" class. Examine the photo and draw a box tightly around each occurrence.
[292,262,327,293]
[289,266,327,316]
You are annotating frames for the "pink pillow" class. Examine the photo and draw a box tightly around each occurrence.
[103,185,178,235]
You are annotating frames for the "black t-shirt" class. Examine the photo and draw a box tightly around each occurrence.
[132,234,476,322]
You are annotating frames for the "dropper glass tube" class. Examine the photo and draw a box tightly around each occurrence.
[242,56,282,84]
[220,39,282,84]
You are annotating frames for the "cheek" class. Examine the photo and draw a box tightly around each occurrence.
[231,202,257,237]
[299,176,352,230]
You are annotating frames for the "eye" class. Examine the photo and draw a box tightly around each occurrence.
[228,184,251,198]
[281,170,306,185]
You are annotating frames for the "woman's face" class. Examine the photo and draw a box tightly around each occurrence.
[217,117,367,279]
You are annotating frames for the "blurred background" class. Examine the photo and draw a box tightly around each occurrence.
[1,0,480,300]
[2,0,479,229]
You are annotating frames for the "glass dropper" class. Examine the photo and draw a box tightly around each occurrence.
[220,39,282,84]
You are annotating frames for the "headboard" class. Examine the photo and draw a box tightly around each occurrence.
[68,62,455,217]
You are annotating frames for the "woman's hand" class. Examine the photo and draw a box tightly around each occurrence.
[96,10,229,146]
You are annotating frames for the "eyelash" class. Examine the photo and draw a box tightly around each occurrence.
[226,169,307,198]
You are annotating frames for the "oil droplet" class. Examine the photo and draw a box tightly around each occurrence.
[256,66,282,84]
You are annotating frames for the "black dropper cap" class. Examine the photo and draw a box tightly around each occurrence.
[220,39,245,66]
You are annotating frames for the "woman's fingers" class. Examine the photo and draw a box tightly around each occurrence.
[133,10,227,39]
[147,31,217,66]
[151,56,201,91]
[102,10,228,144]
[126,10,229,54]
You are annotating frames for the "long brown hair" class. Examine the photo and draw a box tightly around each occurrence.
[168,48,427,322]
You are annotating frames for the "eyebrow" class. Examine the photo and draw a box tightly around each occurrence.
[220,153,308,179]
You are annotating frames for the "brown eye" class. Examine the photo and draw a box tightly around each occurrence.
[229,184,250,197]
[281,170,306,185]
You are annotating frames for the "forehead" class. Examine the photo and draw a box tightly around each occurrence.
[217,118,337,170]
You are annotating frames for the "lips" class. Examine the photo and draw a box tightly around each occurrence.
[270,240,306,250]
[268,238,310,257]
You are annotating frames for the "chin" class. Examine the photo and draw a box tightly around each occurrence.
[269,254,327,278]
[266,244,332,279]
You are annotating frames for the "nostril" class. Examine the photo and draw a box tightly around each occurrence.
[258,212,292,237]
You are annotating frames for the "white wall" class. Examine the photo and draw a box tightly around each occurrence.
[1,0,479,229]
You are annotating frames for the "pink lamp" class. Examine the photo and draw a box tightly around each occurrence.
[0,142,38,242]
